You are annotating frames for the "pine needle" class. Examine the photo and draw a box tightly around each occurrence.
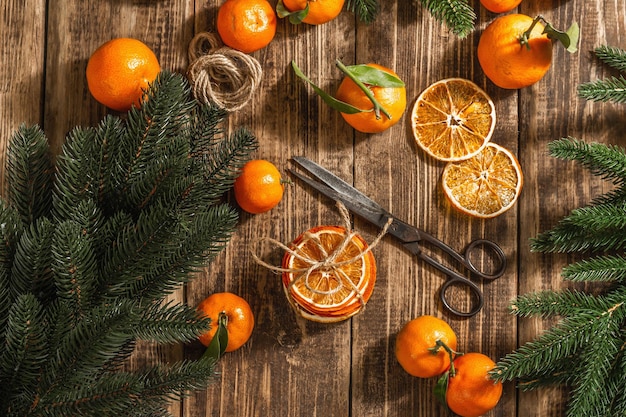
[345,0,379,24]
[594,45,626,72]
[417,0,475,39]
[578,76,626,103]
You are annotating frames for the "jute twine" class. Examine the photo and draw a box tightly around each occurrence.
[252,201,392,312]
[187,32,263,112]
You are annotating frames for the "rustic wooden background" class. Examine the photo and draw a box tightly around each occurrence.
[2,0,625,416]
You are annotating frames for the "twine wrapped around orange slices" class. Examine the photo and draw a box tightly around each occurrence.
[253,202,390,323]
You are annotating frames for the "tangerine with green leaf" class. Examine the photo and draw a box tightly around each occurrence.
[197,292,254,352]
[335,63,407,133]
[292,60,406,134]
[446,352,503,417]
[279,0,345,25]
[477,14,579,89]
[395,315,458,378]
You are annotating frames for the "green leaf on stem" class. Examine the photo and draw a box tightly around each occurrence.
[343,64,405,88]
[291,61,363,115]
[521,15,579,53]
[544,21,580,53]
[203,312,229,361]
[434,371,450,409]
[276,0,309,24]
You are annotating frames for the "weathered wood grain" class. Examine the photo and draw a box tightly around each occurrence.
[1,1,625,416]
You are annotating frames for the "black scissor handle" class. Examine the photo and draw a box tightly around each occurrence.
[463,239,507,280]
[439,276,484,317]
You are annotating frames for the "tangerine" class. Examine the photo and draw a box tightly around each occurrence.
[411,78,496,162]
[217,0,277,53]
[446,352,503,417]
[480,0,522,13]
[477,14,553,89]
[441,142,523,218]
[335,63,406,133]
[86,38,160,112]
[197,292,254,352]
[280,0,345,25]
[234,159,285,214]
[281,225,376,323]
[395,315,458,378]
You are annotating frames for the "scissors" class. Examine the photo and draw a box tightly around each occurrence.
[288,156,507,317]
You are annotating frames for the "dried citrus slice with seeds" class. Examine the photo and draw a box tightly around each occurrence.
[442,142,523,218]
[412,78,496,162]
[281,225,376,323]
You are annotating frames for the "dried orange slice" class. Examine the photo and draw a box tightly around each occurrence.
[411,78,496,162]
[281,225,376,323]
[442,142,523,218]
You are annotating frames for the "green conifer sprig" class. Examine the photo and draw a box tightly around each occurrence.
[346,0,475,37]
[417,0,475,38]
[561,254,626,282]
[346,0,379,23]
[0,70,258,416]
[492,46,626,417]
[578,46,626,103]
[595,45,626,72]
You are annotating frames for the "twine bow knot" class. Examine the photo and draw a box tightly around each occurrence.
[253,201,392,310]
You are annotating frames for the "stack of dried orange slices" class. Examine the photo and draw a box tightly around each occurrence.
[281,225,377,323]
[411,78,523,218]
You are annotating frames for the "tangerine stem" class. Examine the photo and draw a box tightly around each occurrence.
[429,339,462,377]
[519,15,544,50]
[218,311,229,327]
[335,59,392,121]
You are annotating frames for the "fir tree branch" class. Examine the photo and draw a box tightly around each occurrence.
[578,75,626,103]
[122,205,238,300]
[0,294,47,415]
[562,254,626,282]
[509,289,619,318]
[40,299,138,391]
[492,305,626,383]
[0,71,258,415]
[6,125,53,225]
[530,201,626,252]
[0,201,25,301]
[345,0,379,24]
[417,0,475,39]
[496,45,626,417]
[134,301,211,344]
[195,127,259,208]
[10,218,55,304]
[566,315,622,416]
[52,220,100,321]
[594,45,626,73]
[548,138,626,186]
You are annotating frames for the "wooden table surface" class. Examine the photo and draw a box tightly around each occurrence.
[2,1,625,416]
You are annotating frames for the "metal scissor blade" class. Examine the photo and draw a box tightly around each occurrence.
[289,157,422,243]
[288,166,393,231]
[291,156,384,212]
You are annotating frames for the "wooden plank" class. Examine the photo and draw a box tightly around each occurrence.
[184,2,357,416]
[348,2,519,417]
